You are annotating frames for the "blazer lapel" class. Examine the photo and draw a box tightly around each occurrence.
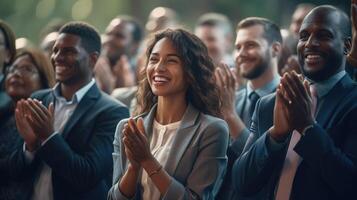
[316,75,354,128]
[142,104,157,142]
[61,84,100,138]
[39,90,55,108]
[164,103,200,176]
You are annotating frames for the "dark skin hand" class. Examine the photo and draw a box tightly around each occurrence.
[15,99,39,151]
[123,118,153,165]
[269,83,292,142]
[280,71,314,133]
[122,121,142,171]
[120,118,172,197]
[23,99,54,142]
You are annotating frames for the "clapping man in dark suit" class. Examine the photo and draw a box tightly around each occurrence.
[6,22,129,200]
[233,3,357,200]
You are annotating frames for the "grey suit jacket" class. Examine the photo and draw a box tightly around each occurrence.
[107,103,229,200]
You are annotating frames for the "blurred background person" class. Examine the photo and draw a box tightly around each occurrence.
[0,48,55,200]
[279,3,315,75]
[95,15,143,94]
[39,20,66,59]
[195,13,246,90]
[0,20,16,121]
[145,7,180,35]
[195,12,234,68]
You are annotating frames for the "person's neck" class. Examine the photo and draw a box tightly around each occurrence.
[249,64,278,90]
[155,95,187,125]
[60,78,91,101]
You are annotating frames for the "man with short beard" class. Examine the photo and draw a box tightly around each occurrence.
[233,3,357,199]
[217,17,282,200]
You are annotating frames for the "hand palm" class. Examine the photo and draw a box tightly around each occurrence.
[15,106,37,147]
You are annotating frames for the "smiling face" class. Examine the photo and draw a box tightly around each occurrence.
[146,37,188,98]
[51,33,92,87]
[297,9,346,82]
[235,24,272,80]
[5,54,42,101]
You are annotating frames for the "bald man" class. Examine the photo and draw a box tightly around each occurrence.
[233,4,357,199]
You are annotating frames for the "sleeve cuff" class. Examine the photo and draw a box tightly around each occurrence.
[267,134,288,152]
[162,177,187,200]
[230,128,250,156]
[23,143,36,164]
[41,132,59,146]
[111,182,134,200]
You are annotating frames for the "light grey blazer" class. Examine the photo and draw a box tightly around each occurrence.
[107,103,229,200]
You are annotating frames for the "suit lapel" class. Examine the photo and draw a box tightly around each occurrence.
[142,104,157,142]
[40,90,55,107]
[61,84,100,138]
[164,103,200,176]
[316,75,354,128]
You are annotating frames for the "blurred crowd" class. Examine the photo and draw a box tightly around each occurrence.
[1,1,357,200]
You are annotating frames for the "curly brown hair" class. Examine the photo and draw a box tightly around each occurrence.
[134,29,221,117]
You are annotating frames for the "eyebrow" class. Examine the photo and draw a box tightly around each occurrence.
[150,53,180,58]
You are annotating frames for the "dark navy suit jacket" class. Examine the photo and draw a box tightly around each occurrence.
[1,83,129,200]
[233,74,357,200]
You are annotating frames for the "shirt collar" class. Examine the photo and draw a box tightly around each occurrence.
[53,79,95,103]
[309,70,346,98]
[247,75,280,98]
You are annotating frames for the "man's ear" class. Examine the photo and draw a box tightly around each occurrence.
[271,42,282,58]
[89,52,99,70]
[344,37,351,55]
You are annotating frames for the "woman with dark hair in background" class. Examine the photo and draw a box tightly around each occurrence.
[0,20,16,120]
[0,48,55,200]
[108,29,229,200]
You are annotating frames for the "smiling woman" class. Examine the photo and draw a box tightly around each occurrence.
[108,29,229,200]
[6,49,55,101]
[0,48,55,200]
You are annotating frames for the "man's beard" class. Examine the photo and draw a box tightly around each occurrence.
[241,54,270,80]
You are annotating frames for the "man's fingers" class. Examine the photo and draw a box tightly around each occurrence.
[24,100,44,124]
[222,63,236,89]
[216,68,226,89]
[280,78,295,102]
[291,71,309,100]
[277,85,290,107]
[214,69,224,88]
